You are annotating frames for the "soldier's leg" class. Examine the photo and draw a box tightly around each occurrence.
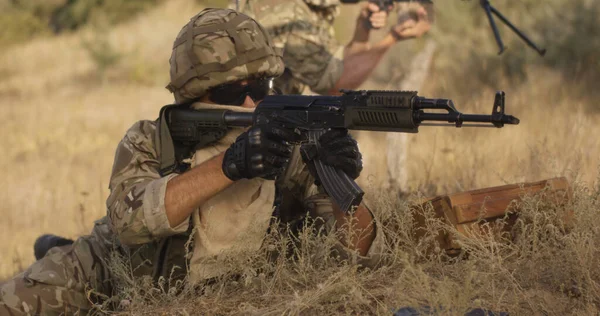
[1,234,113,315]
[0,245,92,315]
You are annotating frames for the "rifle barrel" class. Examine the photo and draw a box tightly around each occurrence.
[416,112,520,126]
[223,111,253,126]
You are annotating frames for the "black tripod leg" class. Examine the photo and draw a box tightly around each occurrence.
[481,0,506,54]
[489,5,546,56]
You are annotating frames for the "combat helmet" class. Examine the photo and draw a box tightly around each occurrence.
[166,8,284,104]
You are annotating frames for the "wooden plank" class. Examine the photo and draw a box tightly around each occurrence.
[453,178,570,223]
[411,177,572,255]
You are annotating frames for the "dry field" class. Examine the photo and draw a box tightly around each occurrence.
[1,0,599,314]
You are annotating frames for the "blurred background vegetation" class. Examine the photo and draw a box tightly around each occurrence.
[428,0,600,100]
[2,0,597,99]
[336,0,600,103]
[0,0,159,45]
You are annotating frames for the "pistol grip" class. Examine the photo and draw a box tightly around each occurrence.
[307,131,364,213]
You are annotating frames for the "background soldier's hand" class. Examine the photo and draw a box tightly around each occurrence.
[359,3,390,30]
[222,123,299,181]
[391,5,431,40]
[301,129,363,185]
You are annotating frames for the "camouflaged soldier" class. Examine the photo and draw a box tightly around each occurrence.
[1,8,384,315]
[239,0,432,95]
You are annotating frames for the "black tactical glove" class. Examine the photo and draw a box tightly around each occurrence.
[222,123,299,181]
[301,128,363,185]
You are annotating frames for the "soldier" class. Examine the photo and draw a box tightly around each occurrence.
[239,0,432,95]
[238,0,433,193]
[1,8,384,315]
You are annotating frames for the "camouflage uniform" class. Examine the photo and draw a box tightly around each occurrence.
[241,0,345,95]
[0,8,384,315]
[0,119,194,315]
[0,116,384,315]
[0,216,114,315]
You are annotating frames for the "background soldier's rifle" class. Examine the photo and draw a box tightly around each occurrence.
[158,90,520,213]
[342,0,546,56]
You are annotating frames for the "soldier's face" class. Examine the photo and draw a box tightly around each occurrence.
[235,80,258,109]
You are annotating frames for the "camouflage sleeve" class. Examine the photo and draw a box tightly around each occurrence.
[106,120,189,246]
[243,0,344,94]
[284,18,344,95]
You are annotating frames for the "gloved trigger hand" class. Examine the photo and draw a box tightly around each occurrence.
[222,122,299,181]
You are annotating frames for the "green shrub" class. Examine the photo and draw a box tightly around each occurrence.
[0,0,161,47]
[50,0,161,33]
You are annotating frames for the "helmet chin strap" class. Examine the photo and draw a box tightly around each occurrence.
[236,0,240,11]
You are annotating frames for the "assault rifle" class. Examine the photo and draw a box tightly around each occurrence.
[158,90,520,213]
[343,0,546,56]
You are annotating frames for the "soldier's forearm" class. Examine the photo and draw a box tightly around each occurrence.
[330,35,396,93]
[332,202,376,256]
[164,152,233,228]
[349,14,372,49]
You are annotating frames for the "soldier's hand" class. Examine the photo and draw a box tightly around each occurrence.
[222,123,300,181]
[359,3,390,30]
[391,5,431,40]
[301,129,363,185]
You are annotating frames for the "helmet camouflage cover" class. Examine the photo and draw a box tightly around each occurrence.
[167,8,284,104]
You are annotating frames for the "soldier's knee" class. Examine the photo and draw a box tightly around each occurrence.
[1,273,93,315]
[0,279,22,313]
[0,277,62,315]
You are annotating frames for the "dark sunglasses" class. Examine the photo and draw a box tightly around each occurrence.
[208,78,278,106]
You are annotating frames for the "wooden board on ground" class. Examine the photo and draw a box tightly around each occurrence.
[412,177,572,255]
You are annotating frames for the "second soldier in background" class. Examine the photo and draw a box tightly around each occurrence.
[239,0,432,95]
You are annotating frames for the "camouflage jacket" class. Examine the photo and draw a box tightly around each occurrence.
[104,110,384,283]
[241,0,345,95]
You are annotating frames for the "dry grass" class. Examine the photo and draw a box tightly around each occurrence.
[1,0,600,314]
[102,184,600,315]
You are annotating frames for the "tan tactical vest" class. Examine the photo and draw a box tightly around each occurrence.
[186,102,277,282]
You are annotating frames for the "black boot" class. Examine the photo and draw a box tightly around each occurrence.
[33,234,74,260]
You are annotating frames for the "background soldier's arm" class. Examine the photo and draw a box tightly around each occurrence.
[328,3,431,94]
